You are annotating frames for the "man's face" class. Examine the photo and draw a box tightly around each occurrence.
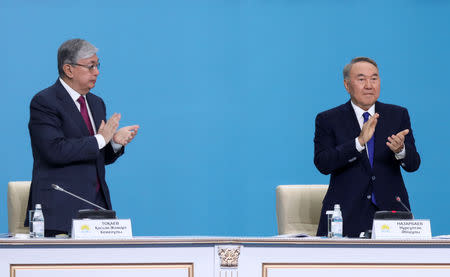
[344,61,380,110]
[68,54,100,95]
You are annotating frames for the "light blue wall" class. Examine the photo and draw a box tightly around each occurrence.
[1,0,449,236]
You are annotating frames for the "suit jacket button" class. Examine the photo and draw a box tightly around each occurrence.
[372,176,376,181]
[367,195,372,199]
[401,163,406,167]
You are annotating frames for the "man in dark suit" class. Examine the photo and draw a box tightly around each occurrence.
[314,57,420,237]
[26,39,139,236]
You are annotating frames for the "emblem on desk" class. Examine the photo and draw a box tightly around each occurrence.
[218,246,241,268]
[81,225,90,232]
[381,224,390,232]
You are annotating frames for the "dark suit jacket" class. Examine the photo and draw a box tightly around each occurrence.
[26,79,124,232]
[314,101,420,237]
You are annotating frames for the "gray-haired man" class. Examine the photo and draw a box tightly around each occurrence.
[26,39,139,236]
[314,57,420,237]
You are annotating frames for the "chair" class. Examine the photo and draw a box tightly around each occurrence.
[7,181,31,235]
[276,184,328,236]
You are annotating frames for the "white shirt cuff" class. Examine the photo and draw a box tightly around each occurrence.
[95,134,106,149]
[395,146,406,160]
[110,139,123,153]
[355,137,365,152]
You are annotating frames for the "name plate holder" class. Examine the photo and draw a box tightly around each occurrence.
[372,219,431,240]
[71,219,133,239]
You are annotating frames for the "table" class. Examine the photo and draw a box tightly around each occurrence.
[1,236,450,277]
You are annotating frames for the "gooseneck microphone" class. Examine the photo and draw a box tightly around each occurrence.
[52,184,106,211]
[395,196,413,218]
[373,196,414,223]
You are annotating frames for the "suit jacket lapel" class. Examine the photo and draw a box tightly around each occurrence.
[55,80,91,136]
[343,101,361,137]
[86,93,102,132]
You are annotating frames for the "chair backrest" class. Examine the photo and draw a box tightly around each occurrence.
[276,184,328,236]
[7,181,31,235]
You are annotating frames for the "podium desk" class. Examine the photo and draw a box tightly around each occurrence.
[1,236,450,277]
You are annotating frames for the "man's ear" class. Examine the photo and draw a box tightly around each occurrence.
[63,64,73,78]
[343,79,350,92]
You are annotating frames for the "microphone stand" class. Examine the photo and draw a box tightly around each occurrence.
[52,184,116,219]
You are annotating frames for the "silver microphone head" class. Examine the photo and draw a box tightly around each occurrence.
[52,184,63,191]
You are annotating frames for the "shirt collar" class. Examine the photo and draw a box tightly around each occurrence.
[59,77,85,102]
[351,101,375,119]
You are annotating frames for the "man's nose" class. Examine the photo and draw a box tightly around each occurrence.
[92,67,100,76]
[364,79,373,89]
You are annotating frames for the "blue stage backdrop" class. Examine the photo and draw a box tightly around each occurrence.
[1,0,449,236]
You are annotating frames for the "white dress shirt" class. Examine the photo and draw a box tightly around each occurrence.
[351,101,405,160]
[59,78,122,152]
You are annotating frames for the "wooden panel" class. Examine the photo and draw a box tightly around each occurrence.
[263,263,450,277]
[11,263,193,277]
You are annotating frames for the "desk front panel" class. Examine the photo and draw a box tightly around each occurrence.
[1,237,450,277]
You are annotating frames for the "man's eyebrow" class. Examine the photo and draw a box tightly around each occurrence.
[356,73,379,77]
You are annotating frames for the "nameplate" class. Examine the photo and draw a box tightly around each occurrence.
[71,219,132,239]
[372,219,431,240]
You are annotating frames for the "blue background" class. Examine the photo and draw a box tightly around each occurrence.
[1,0,449,236]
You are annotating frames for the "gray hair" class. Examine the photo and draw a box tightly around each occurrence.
[343,57,378,80]
[57,39,98,77]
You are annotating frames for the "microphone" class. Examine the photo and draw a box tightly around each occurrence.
[395,196,413,217]
[373,196,413,221]
[52,184,106,211]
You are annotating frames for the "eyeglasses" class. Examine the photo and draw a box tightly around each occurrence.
[71,63,101,71]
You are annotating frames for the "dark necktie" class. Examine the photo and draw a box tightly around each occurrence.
[77,96,95,136]
[77,96,101,192]
[363,112,376,205]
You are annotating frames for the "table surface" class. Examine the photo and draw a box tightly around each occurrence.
[2,236,450,246]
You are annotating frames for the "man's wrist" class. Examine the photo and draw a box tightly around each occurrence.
[95,134,106,149]
[395,145,406,160]
[110,137,123,153]
[355,137,365,152]
[395,146,404,154]
[357,136,365,146]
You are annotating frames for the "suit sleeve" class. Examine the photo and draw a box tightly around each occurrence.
[314,112,362,175]
[104,143,124,165]
[29,94,100,165]
[399,108,420,172]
